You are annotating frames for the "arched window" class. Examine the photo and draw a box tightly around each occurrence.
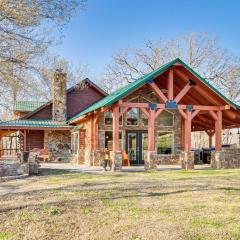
[156,110,174,127]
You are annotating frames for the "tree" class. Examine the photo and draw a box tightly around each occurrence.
[102,33,240,104]
[0,0,86,111]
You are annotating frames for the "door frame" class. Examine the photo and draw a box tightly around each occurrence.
[126,130,147,165]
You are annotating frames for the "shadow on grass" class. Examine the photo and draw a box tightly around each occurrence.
[39,168,79,176]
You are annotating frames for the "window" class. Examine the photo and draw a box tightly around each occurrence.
[104,111,122,126]
[71,132,78,155]
[104,131,123,150]
[156,110,174,127]
[104,111,112,125]
[157,131,173,154]
[126,108,139,126]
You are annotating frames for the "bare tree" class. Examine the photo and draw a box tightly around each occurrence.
[0,0,87,111]
[102,33,240,104]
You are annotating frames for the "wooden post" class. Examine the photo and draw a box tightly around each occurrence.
[168,69,174,100]
[23,130,27,151]
[181,117,185,150]
[215,110,222,151]
[112,105,120,152]
[93,114,99,149]
[148,109,155,151]
[185,110,192,151]
[206,130,214,148]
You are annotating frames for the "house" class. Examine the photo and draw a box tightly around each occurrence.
[0,69,107,161]
[0,58,240,171]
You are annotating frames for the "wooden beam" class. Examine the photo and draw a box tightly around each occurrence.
[181,117,185,150]
[209,110,218,121]
[93,113,99,149]
[112,105,120,152]
[168,69,174,100]
[174,82,192,103]
[191,110,200,120]
[155,109,163,119]
[148,109,155,151]
[185,110,192,151]
[215,110,222,151]
[148,82,168,102]
[179,109,187,120]
[23,130,27,152]
[119,107,129,117]
[193,105,230,111]
[140,107,150,119]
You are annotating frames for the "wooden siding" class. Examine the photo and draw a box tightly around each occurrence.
[26,130,44,150]
[67,86,104,118]
[26,85,105,120]
[28,104,52,119]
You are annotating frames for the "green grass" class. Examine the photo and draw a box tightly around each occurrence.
[0,168,240,239]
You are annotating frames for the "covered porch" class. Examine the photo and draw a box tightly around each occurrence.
[69,58,240,171]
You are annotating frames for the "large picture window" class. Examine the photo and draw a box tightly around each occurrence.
[71,132,78,155]
[157,131,173,154]
[156,110,174,127]
[126,108,139,126]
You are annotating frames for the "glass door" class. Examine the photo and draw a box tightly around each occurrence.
[126,131,147,165]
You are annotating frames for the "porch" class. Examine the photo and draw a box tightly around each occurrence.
[69,59,240,171]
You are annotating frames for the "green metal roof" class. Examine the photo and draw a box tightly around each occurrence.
[0,119,72,128]
[68,58,240,122]
[14,101,46,112]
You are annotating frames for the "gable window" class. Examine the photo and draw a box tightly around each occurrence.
[156,110,174,127]
[157,131,173,154]
[126,108,139,126]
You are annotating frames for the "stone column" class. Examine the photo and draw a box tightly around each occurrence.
[144,151,157,170]
[110,151,122,171]
[211,150,225,169]
[180,151,194,170]
[52,69,67,122]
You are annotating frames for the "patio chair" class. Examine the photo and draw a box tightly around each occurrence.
[122,150,130,166]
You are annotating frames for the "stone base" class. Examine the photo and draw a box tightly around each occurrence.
[144,151,157,170]
[92,150,102,166]
[211,149,240,169]
[0,162,29,177]
[180,151,194,170]
[110,151,122,171]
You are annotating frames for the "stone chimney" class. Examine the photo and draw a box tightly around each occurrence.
[51,69,67,122]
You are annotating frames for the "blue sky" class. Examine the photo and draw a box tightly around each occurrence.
[53,0,240,78]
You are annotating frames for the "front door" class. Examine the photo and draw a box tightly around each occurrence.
[126,131,148,165]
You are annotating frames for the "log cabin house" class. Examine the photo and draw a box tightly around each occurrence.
[1,58,240,170]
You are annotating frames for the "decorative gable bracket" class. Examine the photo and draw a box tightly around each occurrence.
[165,100,178,109]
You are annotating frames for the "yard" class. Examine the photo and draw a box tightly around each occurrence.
[0,168,240,240]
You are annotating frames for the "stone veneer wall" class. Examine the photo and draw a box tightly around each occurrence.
[0,162,29,177]
[211,148,240,169]
[44,130,71,162]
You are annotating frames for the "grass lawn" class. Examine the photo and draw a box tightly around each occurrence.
[0,168,240,240]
